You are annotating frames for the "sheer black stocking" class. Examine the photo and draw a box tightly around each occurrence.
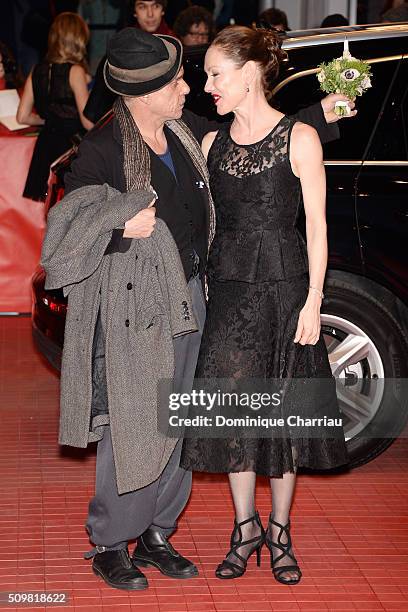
[216,472,263,578]
[268,470,300,583]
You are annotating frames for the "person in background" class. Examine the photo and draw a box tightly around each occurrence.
[133,0,175,36]
[258,7,290,32]
[0,42,23,90]
[17,12,93,201]
[320,14,349,27]
[173,6,215,46]
[83,0,176,124]
[381,0,408,21]
[165,1,215,27]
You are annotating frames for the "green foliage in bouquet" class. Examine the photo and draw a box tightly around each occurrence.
[317,48,372,115]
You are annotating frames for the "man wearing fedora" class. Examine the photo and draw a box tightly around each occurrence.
[63,27,214,591]
[61,27,353,590]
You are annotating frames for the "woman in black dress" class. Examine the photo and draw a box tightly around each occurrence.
[180,26,349,584]
[17,12,93,201]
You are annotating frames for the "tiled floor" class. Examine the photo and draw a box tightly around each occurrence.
[0,316,407,612]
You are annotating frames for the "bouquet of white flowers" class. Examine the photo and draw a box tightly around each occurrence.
[317,40,372,116]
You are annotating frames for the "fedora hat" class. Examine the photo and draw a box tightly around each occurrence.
[104,28,183,97]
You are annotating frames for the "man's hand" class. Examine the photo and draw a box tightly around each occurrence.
[321,93,357,123]
[123,198,156,238]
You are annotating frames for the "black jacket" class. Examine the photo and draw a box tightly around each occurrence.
[66,112,213,279]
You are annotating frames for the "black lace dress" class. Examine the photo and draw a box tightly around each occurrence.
[180,116,349,477]
[23,62,83,201]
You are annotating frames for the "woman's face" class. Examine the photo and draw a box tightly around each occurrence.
[0,54,4,79]
[204,46,248,115]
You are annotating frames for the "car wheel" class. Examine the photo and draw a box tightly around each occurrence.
[321,277,408,469]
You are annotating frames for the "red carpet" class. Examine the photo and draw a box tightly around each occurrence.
[1,316,407,611]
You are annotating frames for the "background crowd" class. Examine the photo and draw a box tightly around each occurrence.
[1,0,406,201]
[2,0,408,85]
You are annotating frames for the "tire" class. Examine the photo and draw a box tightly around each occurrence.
[321,277,408,469]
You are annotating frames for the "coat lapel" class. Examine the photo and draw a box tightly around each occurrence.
[166,128,210,247]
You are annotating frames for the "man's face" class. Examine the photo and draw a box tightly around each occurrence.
[148,67,190,121]
[134,1,164,33]
[182,21,210,47]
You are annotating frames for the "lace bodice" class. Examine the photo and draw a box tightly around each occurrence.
[216,118,288,178]
[207,116,308,283]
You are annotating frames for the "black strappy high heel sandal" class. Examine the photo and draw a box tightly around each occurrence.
[265,515,302,585]
[215,511,265,580]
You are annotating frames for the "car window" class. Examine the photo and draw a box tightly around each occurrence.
[274,56,403,161]
[364,57,408,161]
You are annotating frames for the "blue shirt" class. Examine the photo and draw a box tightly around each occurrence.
[158,148,177,181]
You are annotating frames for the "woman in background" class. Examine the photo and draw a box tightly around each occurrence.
[17,12,93,201]
[0,42,23,90]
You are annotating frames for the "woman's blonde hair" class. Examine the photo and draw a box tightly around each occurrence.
[46,12,89,67]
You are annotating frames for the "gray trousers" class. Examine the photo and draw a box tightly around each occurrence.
[86,275,206,548]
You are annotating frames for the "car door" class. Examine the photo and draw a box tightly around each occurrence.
[272,50,408,468]
[273,53,407,278]
[352,56,408,304]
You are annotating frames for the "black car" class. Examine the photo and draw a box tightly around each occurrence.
[32,23,408,469]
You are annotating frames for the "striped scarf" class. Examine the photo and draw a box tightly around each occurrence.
[113,97,216,252]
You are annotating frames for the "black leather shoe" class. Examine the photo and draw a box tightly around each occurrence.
[132,527,198,579]
[92,549,148,590]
